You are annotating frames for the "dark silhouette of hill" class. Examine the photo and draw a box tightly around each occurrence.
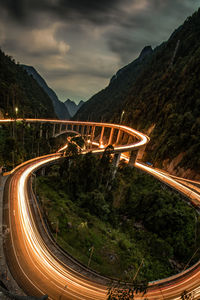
[22,65,70,120]
[0,49,56,119]
[75,9,200,178]
[64,99,84,117]
[74,46,153,121]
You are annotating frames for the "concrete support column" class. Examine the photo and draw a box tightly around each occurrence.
[46,129,48,140]
[71,124,74,131]
[112,153,121,178]
[99,126,105,145]
[116,129,122,145]
[52,124,56,137]
[91,126,95,142]
[76,125,80,133]
[136,144,147,161]
[128,151,137,167]
[65,124,68,131]
[41,167,46,176]
[39,124,43,138]
[86,125,90,136]
[108,127,114,145]
[113,153,121,168]
[127,135,133,145]
[59,124,62,133]
[81,125,85,136]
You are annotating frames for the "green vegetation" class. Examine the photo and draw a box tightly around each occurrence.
[37,151,200,282]
[75,8,200,174]
[0,122,67,170]
[0,48,61,169]
[0,48,56,119]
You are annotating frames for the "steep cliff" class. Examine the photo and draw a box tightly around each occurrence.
[22,65,70,120]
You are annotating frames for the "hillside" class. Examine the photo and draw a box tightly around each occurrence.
[74,46,153,121]
[22,65,70,120]
[0,49,56,118]
[75,9,200,179]
[64,99,84,117]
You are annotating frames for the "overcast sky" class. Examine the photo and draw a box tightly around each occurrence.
[0,0,200,103]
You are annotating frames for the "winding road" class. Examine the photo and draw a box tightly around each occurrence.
[2,119,200,299]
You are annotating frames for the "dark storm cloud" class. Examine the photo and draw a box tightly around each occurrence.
[104,0,200,63]
[0,0,26,19]
[0,0,125,25]
[1,0,200,100]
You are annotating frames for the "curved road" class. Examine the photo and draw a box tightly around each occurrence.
[2,119,200,299]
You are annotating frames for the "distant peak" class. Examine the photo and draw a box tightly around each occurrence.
[138,46,153,60]
[65,99,72,104]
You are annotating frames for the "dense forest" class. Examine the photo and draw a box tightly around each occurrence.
[0,48,56,119]
[73,46,153,122]
[37,149,200,282]
[0,121,66,170]
[75,8,200,178]
[0,48,60,168]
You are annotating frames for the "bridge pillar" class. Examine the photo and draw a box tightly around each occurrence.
[59,124,62,133]
[91,126,95,142]
[86,125,90,137]
[128,151,137,167]
[108,127,114,145]
[76,125,80,133]
[116,129,122,145]
[65,124,68,131]
[52,124,56,137]
[112,153,121,177]
[46,129,48,139]
[99,127,105,145]
[113,153,121,168]
[71,124,74,131]
[136,144,147,161]
[128,135,133,144]
[81,125,85,136]
[41,167,46,176]
[40,125,43,138]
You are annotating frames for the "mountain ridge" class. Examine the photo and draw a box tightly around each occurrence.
[74,8,200,179]
[22,65,70,120]
[74,45,153,121]
[64,99,84,117]
[0,49,56,119]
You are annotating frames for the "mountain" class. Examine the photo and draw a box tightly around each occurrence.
[75,8,200,179]
[64,99,84,117]
[22,65,70,120]
[0,49,56,119]
[74,45,153,121]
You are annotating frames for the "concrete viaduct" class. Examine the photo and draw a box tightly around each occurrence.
[1,118,149,167]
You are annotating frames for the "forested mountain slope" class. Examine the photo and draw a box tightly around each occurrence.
[75,9,200,179]
[0,49,56,118]
[22,65,70,120]
[74,46,153,121]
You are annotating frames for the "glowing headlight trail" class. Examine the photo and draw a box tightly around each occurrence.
[135,162,200,206]
[7,155,108,300]
[13,154,200,300]
[3,118,200,299]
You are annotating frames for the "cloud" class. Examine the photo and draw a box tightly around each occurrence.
[0,0,199,101]
[104,0,200,63]
[0,0,124,26]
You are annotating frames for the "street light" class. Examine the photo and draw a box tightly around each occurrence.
[15,107,18,116]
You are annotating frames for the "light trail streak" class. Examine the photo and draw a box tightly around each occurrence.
[2,118,200,299]
[15,155,107,299]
